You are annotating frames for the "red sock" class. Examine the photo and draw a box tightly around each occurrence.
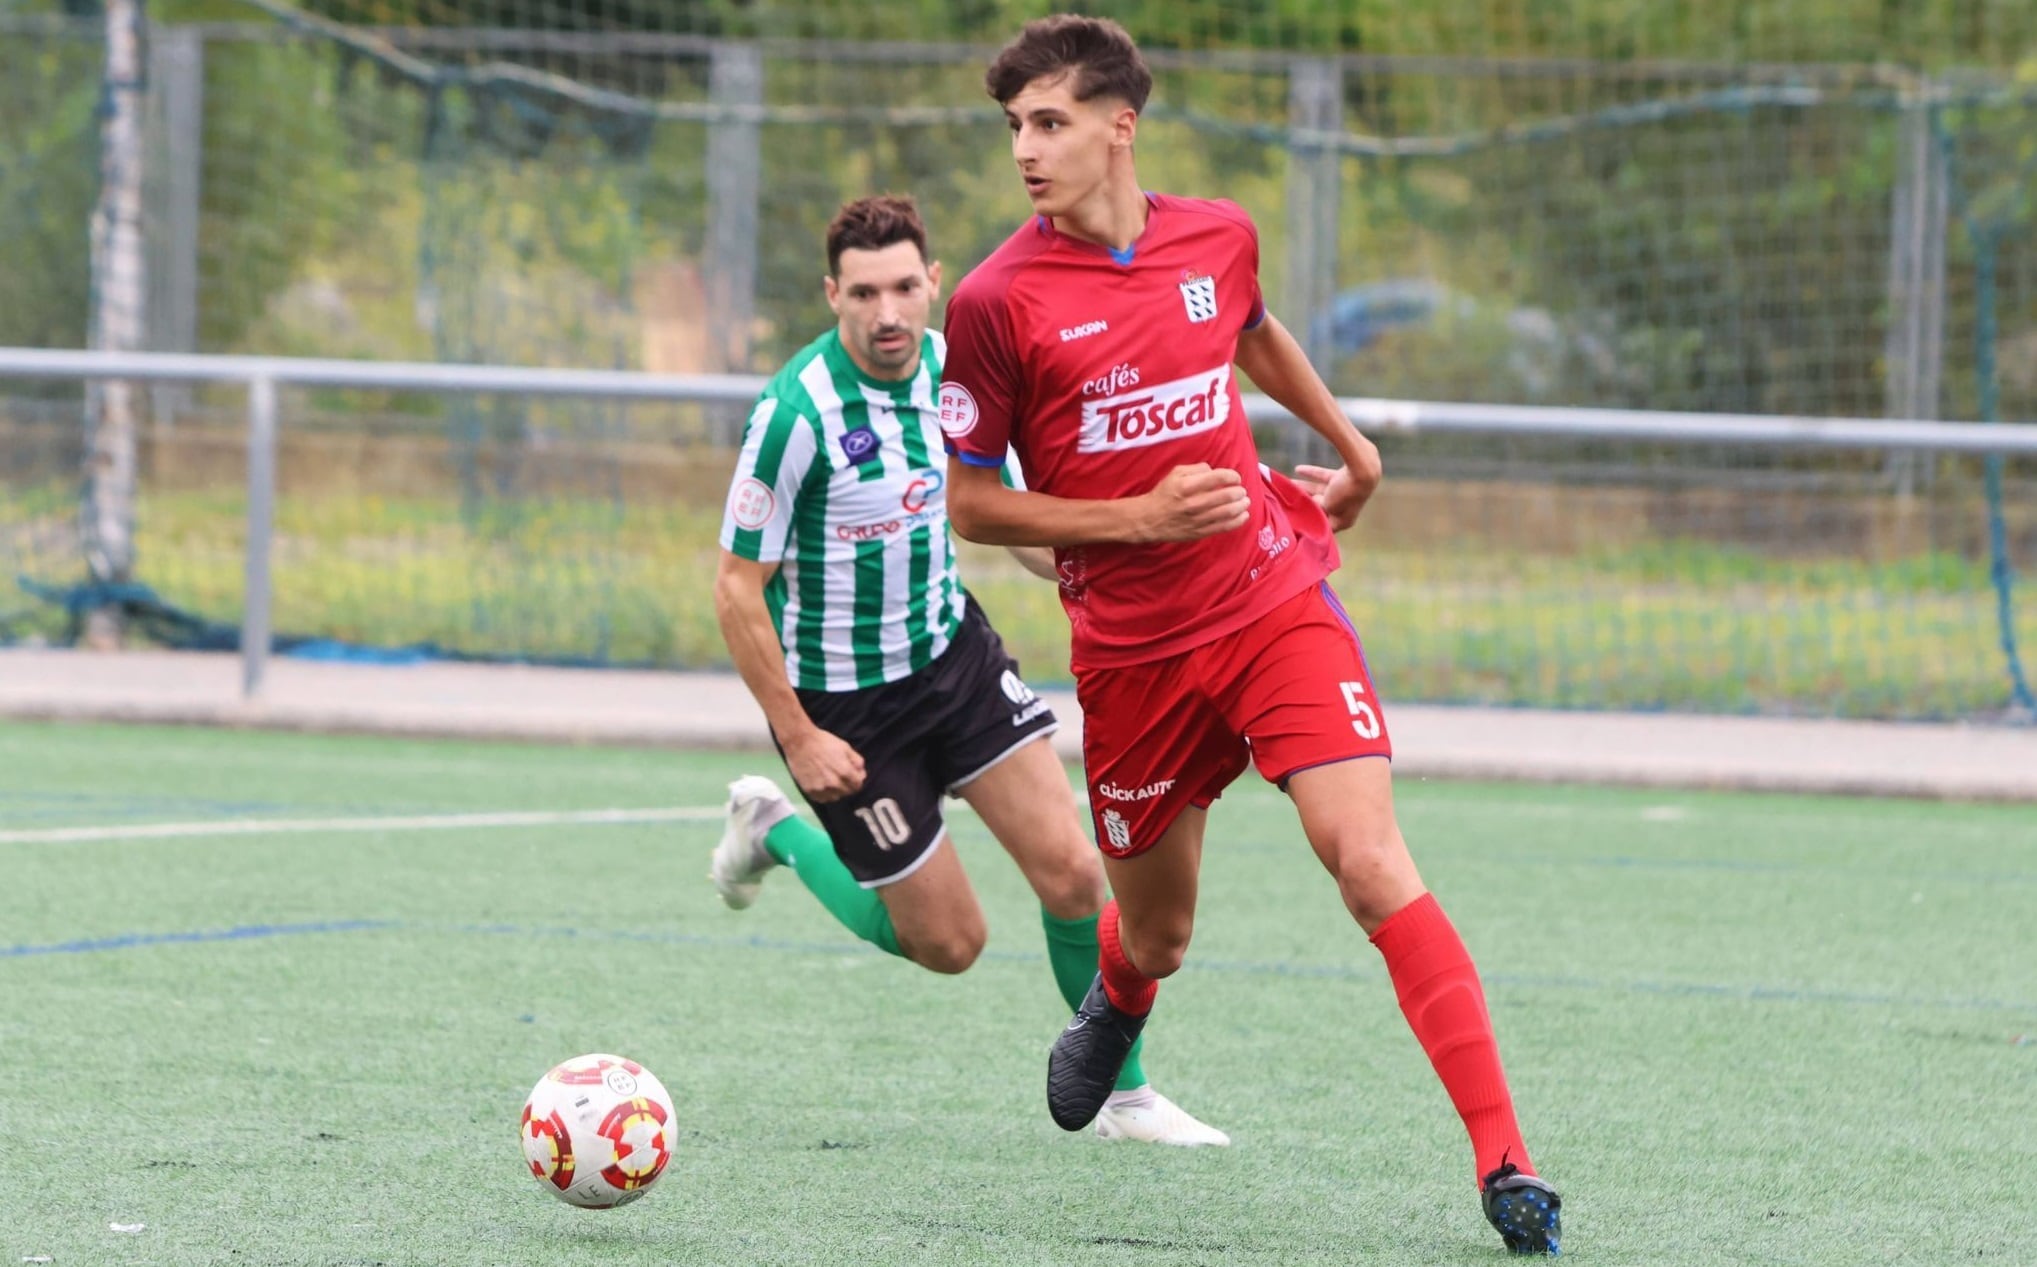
[1097,899,1158,1016]
[1369,892,1533,1183]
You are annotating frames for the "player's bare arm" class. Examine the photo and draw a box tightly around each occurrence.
[711,550,867,801]
[1005,545,1060,581]
[1234,313,1383,531]
[1233,312,1378,478]
[946,459,1250,547]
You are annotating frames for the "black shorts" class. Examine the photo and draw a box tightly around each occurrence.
[781,596,1058,886]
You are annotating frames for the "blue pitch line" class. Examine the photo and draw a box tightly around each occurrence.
[1,919,395,958]
[8,918,2035,1017]
[446,920,908,960]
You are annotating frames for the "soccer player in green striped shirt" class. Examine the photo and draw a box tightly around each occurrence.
[711,195,1225,1145]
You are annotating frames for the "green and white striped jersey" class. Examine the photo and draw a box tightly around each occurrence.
[719,328,968,692]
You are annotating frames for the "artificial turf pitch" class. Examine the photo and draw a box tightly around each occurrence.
[3,721,2033,1265]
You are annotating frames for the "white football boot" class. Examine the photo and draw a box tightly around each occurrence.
[1094,1087,1231,1147]
[709,775,794,909]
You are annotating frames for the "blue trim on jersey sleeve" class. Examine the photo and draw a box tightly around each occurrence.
[947,445,1007,468]
[1244,298,1267,330]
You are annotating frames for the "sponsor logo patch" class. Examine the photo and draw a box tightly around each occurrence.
[1082,363,1141,397]
[839,426,880,464]
[1060,320,1109,342]
[1096,779,1176,803]
[1077,365,1232,453]
[901,468,944,513]
[834,506,942,542]
[1248,524,1294,581]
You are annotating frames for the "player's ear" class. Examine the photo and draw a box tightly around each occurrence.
[1113,103,1138,151]
[823,273,841,314]
[925,259,942,300]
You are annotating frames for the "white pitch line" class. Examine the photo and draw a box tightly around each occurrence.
[0,806,725,845]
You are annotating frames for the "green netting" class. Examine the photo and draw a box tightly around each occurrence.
[0,0,2032,719]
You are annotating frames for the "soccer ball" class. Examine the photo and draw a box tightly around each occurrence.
[520,1053,676,1208]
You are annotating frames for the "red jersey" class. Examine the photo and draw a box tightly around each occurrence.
[940,193,1338,670]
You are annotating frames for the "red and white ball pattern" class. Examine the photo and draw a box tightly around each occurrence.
[520,1053,674,1209]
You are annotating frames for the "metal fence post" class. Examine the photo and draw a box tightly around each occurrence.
[1286,55,1343,465]
[1884,82,1948,492]
[705,41,763,443]
[242,376,277,699]
[146,23,204,427]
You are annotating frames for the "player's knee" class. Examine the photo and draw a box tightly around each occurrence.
[1031,845,1107,920]
[1121,914,1193,979]
[1129,935,1188,979]
[903,926,985,975]
[1326,830,1422,929]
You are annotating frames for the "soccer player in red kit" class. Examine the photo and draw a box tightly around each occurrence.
[940,16,1562,1256]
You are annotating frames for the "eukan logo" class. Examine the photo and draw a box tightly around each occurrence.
[1060,320,1108,342]
[1077,365,1232,453]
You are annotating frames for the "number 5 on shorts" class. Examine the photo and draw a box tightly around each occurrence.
[853,798,912,851]
[1340,681,1382,740]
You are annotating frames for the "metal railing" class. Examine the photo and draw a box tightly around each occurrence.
[6,346,2036,701]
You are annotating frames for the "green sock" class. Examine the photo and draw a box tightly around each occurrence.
[1040,907,1148,1091]
[763,816,902,958]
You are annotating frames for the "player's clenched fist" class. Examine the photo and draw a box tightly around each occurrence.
[782,727,867,802]
[1292,462,1376,532]
[1135,463,1252,542]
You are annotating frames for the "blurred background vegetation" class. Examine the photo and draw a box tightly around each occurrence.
[1,0,2032,718]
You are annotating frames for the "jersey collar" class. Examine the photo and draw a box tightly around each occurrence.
[1035,192,1160,267]
[827,329,930,401]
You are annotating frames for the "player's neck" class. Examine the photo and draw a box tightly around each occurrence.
[1052,174,1150,253]
[836,329,919,383]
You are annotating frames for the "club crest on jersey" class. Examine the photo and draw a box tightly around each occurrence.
[1100,808,1131,852]
[839,426,880,464]
[1179,270,1218,324]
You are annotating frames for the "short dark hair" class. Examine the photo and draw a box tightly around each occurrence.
[985,15,1152,113]
[825,195,928,276]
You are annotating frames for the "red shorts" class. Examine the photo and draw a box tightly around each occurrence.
[1075,581,1392,859]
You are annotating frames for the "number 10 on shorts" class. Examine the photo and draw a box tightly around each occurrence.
[1340,681,1381,740]
[854,798,912,851]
